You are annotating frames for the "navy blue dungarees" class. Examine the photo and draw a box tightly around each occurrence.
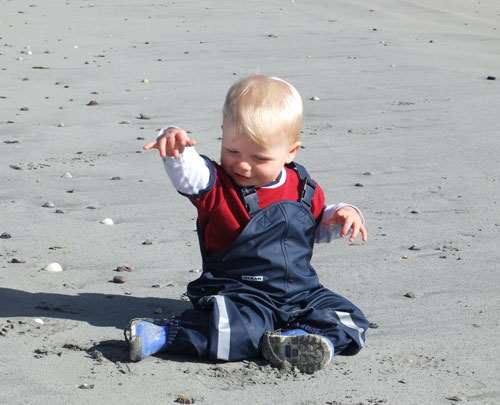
[165,163,369,361]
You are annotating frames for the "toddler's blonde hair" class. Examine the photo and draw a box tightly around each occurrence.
[222,75,303,145]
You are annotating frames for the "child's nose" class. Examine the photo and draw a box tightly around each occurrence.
[237,160,251,172]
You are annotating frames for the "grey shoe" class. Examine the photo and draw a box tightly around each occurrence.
[261,331,333,374]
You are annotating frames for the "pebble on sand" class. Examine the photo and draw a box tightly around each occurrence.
[115,265,133,272]
[42,201,56,208]
[11,258,26,264]
[138,113,151,120]
[112,275,127,284]
[86,100,99,106]
[175,396,192,404]
[141,78,149,83]
[0,232,12,239]
[61,172,73,179]
[101,218,114,225]
[310,96,320,101]
[44,262,63,272]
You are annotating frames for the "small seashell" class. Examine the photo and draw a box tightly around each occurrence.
[404,292,416,298]
[86,100,99,106]
[310,96,320,101]
[34,318,44,325]
[0,232,12,239]
[119,120,131,124]
[141,78,149,83]
[42,201,55,208]
[139,113,151,120]
[11,258,25,264]
[44,262,63,272]
[101,218,114,225]
[402,255,408,260]
[57,123,65,127]
[61,172,73,179]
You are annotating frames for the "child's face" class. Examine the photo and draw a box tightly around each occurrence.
[221,125,301,188]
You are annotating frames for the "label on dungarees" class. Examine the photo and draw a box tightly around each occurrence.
[242,275,264,282]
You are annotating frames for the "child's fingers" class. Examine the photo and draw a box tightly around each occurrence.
[143,141,158,151]
[349,226,360,242]
[360,225,368,242]
[340,219,353,238]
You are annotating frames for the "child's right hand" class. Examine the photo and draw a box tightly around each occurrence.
[143,127,196,158]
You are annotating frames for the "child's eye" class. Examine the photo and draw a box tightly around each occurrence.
[254,156,270,162]
[226,149,238,154]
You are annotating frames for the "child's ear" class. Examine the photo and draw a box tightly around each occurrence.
[285,141,302,163]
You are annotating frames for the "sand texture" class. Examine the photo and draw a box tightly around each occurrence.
[1,0,500,404]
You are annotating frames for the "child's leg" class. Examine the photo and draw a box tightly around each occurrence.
[126,294,276,362]
[170,294,276,361]
[289,287,369,356]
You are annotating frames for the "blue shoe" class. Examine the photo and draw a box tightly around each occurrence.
[125,318,169,362]
[261,329,334,374]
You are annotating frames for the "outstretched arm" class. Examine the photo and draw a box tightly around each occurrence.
[144,126,212,196]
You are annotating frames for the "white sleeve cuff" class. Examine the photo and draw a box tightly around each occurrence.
[162,146,211,195]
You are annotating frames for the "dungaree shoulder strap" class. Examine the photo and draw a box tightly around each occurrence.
[289,162,317,209]
[240,187,260,217]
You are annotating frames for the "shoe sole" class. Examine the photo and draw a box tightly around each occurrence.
[261,332,332,374]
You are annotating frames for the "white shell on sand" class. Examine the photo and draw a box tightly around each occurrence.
[33,318,44,325]
[44,262,63,272]
[101,218,114,225]
[61,172,73,179]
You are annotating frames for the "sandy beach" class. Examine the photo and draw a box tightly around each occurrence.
[1,0,500,403]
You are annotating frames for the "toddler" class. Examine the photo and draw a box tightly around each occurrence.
[126,75,369,373]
